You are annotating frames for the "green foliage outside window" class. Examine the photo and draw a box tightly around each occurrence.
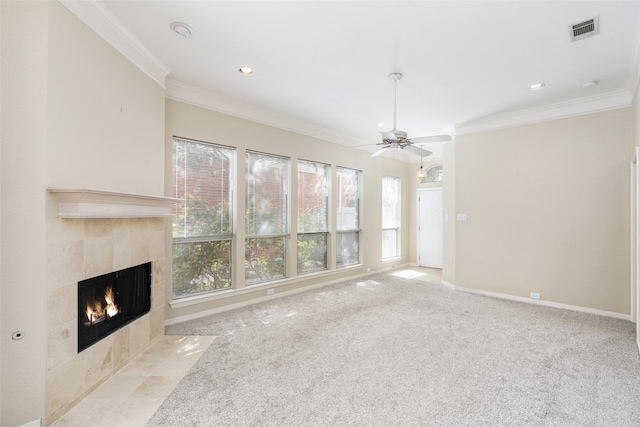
[173,195,232,298]
[297,232,327,273]
[173,240,231,297]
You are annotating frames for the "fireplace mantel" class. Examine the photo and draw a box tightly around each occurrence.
[48,188,181,218]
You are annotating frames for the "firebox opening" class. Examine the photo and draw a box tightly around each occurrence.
[78,262,151,352]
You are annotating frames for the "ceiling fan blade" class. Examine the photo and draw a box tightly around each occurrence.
[370,146,390,158]
[403,144,433,157]
[380,131,397,142]
[409,134,452,144]
[348,143,378,148]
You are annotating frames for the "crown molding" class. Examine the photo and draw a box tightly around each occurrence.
[165,79,371,148]
[454,89,633,136]
[58,0,169,88]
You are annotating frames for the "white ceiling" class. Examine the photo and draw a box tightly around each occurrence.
[73,1,640,161]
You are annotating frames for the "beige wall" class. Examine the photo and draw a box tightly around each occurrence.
[164,99,412,321]
[47,2,165,195]
[1,1,166,424]
[1,1,49,425]
[453,108,633,314]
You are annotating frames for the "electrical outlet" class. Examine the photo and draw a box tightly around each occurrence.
[267,289,274,296]
[530,292,541,300]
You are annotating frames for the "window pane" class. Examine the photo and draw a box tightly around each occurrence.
[245,237,286,285]
[337,231,359,267]
[425,165,443,183]
[246,152,288,235]
[172,240,231,298]
[336,167,360,231]
[382,175,400,229]
[382,230,398,259]
[172,138,234,299]
[298,160,328,233]
[297,233,327,274]
[382,175,400,259]
[173,139,233,238]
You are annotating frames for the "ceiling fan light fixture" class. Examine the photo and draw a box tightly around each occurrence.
[528,83,545,91]
[239,67,254,75]
[170,22,193,37]
[371,72,445,159]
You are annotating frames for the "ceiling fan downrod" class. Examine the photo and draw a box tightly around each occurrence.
[388,73,402,131]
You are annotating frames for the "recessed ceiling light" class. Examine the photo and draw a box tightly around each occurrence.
[170,22,193,37]
[582,81,598,88]
[528,83,545,91]
[239,67,254,75]
[377,123,385,127]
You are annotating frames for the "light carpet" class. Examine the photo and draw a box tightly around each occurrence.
[147,274,640,426]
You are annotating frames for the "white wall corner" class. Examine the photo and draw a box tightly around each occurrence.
[454,90,634,136]
[58,0,169,88]
[627,6,640,99]
[441,280,456,290]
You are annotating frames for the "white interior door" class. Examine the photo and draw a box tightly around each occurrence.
[418,188,443,268]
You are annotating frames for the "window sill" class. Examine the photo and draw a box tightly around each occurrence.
[169,264,365,309]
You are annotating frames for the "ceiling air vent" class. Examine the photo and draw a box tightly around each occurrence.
[569,16,599,42]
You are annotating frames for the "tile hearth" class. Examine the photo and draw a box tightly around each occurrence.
[51,335,214,427]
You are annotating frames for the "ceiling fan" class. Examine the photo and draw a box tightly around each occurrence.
[371,73,451,158]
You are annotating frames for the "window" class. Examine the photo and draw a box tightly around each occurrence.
[382,175,400,259]
[172,138,234,298]
[245,152,289,284]
[297,160,329,274]
[425,165,443,183]
[336,167,361,267]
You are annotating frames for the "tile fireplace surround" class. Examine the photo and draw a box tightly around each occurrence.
[46,189,176,424]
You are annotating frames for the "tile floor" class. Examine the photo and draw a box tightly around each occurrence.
[50,267,441,426]
[50,335,215,427]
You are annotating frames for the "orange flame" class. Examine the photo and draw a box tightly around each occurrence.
[85,285,119,323]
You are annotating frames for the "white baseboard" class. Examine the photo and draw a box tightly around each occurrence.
[19,420,41,427]
[441,280,631,321]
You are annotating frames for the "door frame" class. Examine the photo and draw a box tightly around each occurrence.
[632,147,639,350]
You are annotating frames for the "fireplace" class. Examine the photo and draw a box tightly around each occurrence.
[78,262,152,352]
